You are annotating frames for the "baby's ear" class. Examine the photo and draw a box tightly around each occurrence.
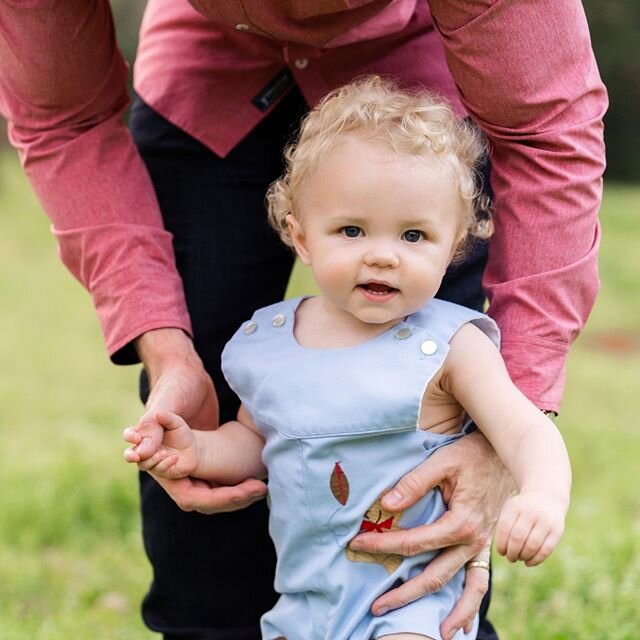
[286,214,311,265]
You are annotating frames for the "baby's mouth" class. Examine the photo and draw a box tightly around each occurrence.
[358,282,398,296]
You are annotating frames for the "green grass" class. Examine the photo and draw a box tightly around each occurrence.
[1,150,639,638]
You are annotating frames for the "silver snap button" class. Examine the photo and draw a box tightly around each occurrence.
[243,321,257,335]
[294,58,309,69]
[420,339,438,356]
[394,327,412,340]
[272,313,286,328]
[235,23,250,31]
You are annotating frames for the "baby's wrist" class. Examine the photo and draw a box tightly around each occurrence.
[516,488,570,512]
[191,430,208,477]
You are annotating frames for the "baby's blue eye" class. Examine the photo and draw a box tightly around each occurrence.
[402,230,424,243]
[341,226,362,238]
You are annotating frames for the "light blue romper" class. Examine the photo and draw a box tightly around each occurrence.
[221,297,500,640]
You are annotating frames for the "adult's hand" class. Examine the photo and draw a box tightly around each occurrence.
[151,473,268,515]
[348,430,513,640]
[132,328,267,512]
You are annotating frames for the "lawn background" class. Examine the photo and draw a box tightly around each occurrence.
[1,149,639,638]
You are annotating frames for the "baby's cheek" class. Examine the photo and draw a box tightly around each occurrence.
[316,261,353,294]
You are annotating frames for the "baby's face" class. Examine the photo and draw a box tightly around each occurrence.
[288,134,464,330]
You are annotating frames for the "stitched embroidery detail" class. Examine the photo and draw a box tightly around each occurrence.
[346,491,405,574]
[330,461,350,505]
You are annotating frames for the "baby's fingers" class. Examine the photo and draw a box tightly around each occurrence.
[494,507,517,558]
[142,453,180,477]
[495,504,534,564]
[123,445,141,463]
[123,426,142,446]
[517,522,548,564]
[504,516,535,563]
[525,528,563,567]
[136,449,173,473]
[122,427,157,463]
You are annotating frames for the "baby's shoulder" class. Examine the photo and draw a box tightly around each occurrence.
[410,299,500,350]
[444,321,506,385]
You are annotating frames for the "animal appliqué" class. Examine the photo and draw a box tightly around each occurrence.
[329,462,404,574]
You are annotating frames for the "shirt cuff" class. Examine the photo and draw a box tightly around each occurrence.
[54,223,193,365]
[499,335,569,413]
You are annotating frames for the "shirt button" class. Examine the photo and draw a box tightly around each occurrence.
[235,23,250,31]
[420,340,438,356]
[243,321,257,335]
[294,58,309,69]
[272,313,287,328]
[394,327,412,340]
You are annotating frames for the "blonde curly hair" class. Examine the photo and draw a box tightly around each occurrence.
[266,76,493,264]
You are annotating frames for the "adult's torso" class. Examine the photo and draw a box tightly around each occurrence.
[133,0,463,157]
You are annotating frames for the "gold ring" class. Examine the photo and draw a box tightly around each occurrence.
[465,560,490,571]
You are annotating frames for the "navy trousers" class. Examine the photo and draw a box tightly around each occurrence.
[130,85,497,640]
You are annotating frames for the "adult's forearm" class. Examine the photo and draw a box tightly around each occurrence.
[429,0,607,409]
[0,0,191,362]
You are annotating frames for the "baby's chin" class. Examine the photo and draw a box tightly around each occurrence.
[350,308,408,327]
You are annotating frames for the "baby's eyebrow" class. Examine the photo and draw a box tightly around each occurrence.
[325,213,439,231]
[327,213,368,223]
[396,217,436,229]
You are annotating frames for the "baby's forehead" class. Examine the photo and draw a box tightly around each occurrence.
[293,136,464,221]
[295,132,455,193]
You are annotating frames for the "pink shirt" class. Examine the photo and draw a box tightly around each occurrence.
[0,0,607,411]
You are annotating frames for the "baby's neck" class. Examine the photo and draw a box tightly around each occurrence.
[293,296,404,350]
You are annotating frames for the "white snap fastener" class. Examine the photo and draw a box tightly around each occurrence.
[420,339,438,356]
[394,327,412,340]
[235,23,250,31]
[243,321,257,335]
[272,313,286,328]
[294,58,309,69]
[333,525,350,537]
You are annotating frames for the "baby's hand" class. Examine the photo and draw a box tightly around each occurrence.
[123,410,199,479]
[494,491,567,566]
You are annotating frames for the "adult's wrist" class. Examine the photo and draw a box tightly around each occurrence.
[134,328,201,383]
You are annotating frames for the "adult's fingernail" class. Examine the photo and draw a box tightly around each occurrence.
[384,489,404,508]
[348,539,362,551]
[375,606,389,616]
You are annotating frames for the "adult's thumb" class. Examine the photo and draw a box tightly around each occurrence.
[381,459,443,511]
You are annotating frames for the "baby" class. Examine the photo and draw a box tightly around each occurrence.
[124,77,570,640]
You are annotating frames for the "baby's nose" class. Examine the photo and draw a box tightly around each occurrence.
[363,244,400,268]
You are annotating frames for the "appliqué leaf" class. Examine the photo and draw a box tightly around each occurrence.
[330,461,350,505]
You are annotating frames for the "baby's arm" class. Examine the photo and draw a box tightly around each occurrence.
[123,405,266,485]
[444,324,571,566]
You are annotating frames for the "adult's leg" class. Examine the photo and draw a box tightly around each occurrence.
[130,86,308,640]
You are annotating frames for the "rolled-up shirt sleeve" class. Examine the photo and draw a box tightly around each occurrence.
[429,0,608,410]
[0,0,192,363]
